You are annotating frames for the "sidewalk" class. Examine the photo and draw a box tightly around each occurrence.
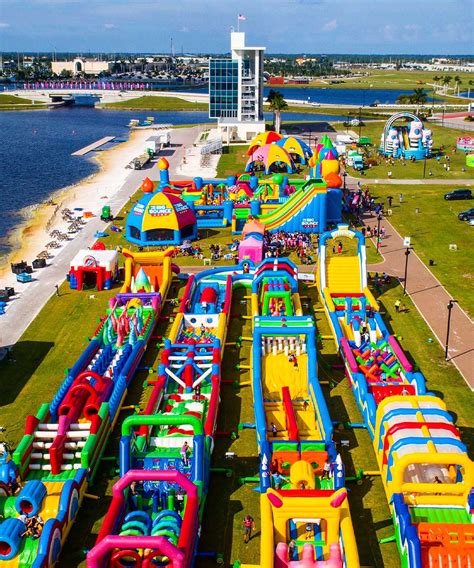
[347,176,473,185]
[0,126,202,349]
[365,213,474,390]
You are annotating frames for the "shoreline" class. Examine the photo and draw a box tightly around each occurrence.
[0,128,150,286]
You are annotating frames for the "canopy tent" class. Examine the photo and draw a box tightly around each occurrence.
[245,144,295,174]
[242,219,265,239]
[248,131,282,155]
[276,136,313,164]
[126,190,197,246]
[239,235,264,263]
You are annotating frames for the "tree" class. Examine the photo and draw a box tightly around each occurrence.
[266,89,288,133]
[442,75,452,94]
[411,88,428,105]
[454,75,462,96]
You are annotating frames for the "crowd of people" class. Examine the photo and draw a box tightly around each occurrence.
[263,231,316,264]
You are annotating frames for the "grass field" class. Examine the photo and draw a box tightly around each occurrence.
[0,93,45,110]
[338,121,474,180]
[1,261,472,567]
[367,184,474,316]
[101,95,208,111]
[284,69,473,95]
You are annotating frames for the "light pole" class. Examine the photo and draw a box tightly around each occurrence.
[423,153,427,178]
[403,246,413,295]
[342,171,347,191]
[376,213,383,254]
[445,300,459,360]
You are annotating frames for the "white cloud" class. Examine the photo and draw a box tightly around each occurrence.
[104,23,116,29]
[0,22,10,28]
[382,24,397,42]
[179,26,189,33]
[322,18,337,32]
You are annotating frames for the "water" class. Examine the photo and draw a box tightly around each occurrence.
[0,106,349,256]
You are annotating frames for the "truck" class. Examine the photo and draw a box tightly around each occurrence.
[145,131,171,155]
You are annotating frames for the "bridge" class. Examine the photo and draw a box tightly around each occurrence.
[8,88,209,105]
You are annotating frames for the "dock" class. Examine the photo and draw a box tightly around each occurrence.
[72,136,116,156]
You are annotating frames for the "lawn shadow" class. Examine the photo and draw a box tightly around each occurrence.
[0,340,54,407]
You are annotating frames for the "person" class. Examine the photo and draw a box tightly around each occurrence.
[28,514,44,539]
[270,458,280,474]
[303,400,309,411]
[7,477,21,496]
[270,422,278,437]
[175,487,185,512]
[242,514,256,543]
[337,241,343,254]
[433,476,442,484]
[288,539,296,560]
[194,383,201,400]
[305,522,314,541]
[299,482,306,490]
[200,323,206,336]
[387,195,393,207]
[399,193,403,203]
[181,441,190,467]
[395,299,401,313]
[18,513,30,537]
[291,355,299,370]
[201,301,208,313]
[387,171,392,179]
[322,460,331,480]
[272,470,286,490]
[55,284,60,297]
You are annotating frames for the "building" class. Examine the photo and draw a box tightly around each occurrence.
[52,58,113,76]
[209,32,266,142]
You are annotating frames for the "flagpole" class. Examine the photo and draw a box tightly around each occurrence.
[237,14,240,32]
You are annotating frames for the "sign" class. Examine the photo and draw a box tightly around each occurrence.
[298,273,315,282]
[302,218,318,229]
[331,229,354,239]
[174,202,190,214]
[132,203,145,216]
[403,237,411,247]
[148,204,172,217]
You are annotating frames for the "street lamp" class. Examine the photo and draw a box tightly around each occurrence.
[445,300,459,360]
[423,153,427,178]
[342,171,347,191]
[403,246,414,295]
[376,213,383,253]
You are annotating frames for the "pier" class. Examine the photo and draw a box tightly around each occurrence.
[72,136,116,156]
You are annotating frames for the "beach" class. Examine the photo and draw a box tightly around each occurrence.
[0,128,153,286]
[0,124,203,347]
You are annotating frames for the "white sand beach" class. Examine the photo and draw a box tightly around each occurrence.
[0,124,203,348]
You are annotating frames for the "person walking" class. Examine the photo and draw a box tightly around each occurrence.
[55,284,60,297]
[181,441,190,467]
[395,299,401,313]
[242,514,256,543]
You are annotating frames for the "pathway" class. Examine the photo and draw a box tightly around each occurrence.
[364,213,474,390]
[0,126,202,349]
[347,176,473,185]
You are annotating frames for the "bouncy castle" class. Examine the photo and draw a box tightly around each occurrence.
[380,112,433,160]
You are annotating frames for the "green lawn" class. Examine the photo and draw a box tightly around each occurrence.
[1,253,472,567]
[0,93,45,110]
[288,69,473,95]
[100,95,207,111]
[338,121,474,180]
[368,184,474,316]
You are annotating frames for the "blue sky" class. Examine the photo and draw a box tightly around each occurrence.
[0,0,472,54]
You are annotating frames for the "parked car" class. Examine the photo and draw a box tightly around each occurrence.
[444,189,472,201]
[458,207,474,221]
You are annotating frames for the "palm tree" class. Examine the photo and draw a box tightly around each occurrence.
[442,75,452,94]
[454,75,462,96]
[266,89,288,133]
[411,88,428,105]
[432,75,440,92]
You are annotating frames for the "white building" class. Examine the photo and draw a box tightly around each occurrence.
[209,32,266,142]
[52,58,113,76]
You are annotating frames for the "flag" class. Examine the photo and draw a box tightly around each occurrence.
[238,14,246,20]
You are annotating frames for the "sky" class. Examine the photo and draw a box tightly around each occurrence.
[0,0,472,55]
